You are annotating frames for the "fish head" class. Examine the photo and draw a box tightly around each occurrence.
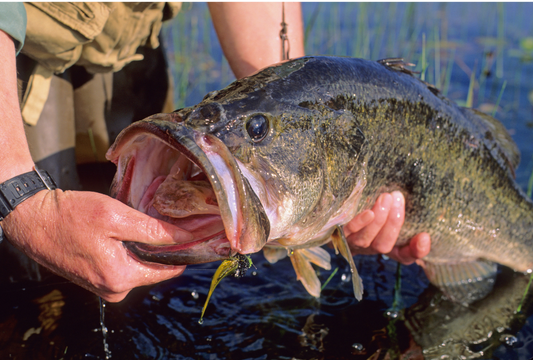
[106,58,367,264]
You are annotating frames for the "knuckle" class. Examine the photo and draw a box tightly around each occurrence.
[144,217,167,239]
[349,233,373,248]
[373,242,394,254]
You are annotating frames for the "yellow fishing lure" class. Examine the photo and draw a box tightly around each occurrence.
[199,254,253,323]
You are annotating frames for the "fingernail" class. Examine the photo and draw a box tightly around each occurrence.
[417,234,430,252]
[174,229,194,242]
[391,191,404,209]
[360,210,374,224]
[379,193,392,211]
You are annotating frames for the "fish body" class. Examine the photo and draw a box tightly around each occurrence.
[106,56,533,301]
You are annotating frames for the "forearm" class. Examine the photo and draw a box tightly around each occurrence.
[0,30,35,183]
[208,2,305,79]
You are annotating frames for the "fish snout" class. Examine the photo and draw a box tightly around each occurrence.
[188,103,225,127]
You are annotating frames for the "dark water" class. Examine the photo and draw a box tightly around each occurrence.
[2,3,533,360]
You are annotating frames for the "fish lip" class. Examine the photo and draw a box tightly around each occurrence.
[123,231,233,265]
[106,113,269,264]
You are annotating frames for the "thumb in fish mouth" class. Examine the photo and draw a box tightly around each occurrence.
[122,175,270,266]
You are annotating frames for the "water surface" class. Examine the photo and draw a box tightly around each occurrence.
[1,3,533,359]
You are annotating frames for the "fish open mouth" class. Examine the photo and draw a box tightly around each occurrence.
[106,113,270,266]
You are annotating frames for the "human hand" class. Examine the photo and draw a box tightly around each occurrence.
[1,189,194,302]
[343,191,431,265]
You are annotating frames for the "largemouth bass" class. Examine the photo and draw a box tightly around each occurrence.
[106,56,533,303]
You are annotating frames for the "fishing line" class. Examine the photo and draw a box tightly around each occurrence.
[280,3,290,61]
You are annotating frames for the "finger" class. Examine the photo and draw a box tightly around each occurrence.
[369,191,405,254]
[409,232,431,258]
[125,263,186,295]
[344,209,375,236]
[346,193,392,248]
[346,243,380,256]
[106,197,194,244]
[100,291,130,303]
[97,250,187,300]
[388,232,431,265]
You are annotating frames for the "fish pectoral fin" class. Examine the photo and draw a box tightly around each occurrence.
[331,226,364,301]
[300,246,332,270]
[263,247,288,264]
[290,249,321,298]
[422,259,498,305]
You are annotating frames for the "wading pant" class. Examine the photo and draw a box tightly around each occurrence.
[0,45,173,283]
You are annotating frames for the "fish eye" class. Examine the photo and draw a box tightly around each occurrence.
[246,114,269,142]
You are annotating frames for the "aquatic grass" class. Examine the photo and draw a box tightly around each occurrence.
[303,4,320,50]
[420,33,427,81]
[478,50,491,103]
[390,262,403,312]
[466,62,477,108]
[198,7,212,97]
[517,273,533,314]
[354,3,368,59]
[497,2,505,78]
[434,26,441,90]
[370,4,387,60]
[442,48,456,96]
[320,267,339,291]
[527,160,533,197]
[491,80,507,117]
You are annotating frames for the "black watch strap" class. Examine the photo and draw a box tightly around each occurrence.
[0,168,57,221]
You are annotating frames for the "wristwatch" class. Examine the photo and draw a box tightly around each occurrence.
[0,167,57,243]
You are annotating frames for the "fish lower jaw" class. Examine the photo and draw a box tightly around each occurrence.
[124,231,232,265]
[115,148,236,264]
[109,121,268,263]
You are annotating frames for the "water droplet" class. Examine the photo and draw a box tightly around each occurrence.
[191,291,199,300]
[252,271,257,276]
[198,319,204,325]
[385,310,399,319]
[352,343,364,351]
[500,335,518,347]
[206,336,212,342]
[151,295,160,301]
[341,273,350,282]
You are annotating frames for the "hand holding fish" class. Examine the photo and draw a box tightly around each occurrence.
[344,191,431,265]
[0,190,191,302]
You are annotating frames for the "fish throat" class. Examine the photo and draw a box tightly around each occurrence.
[107,118,270,265]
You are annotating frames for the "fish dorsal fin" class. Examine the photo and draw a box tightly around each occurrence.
[462,108,520,178]
[422,260,498,305]
[263,247,288,264]
[289,249,322,297]
[331,226,364,301]
[377,58,419,75]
